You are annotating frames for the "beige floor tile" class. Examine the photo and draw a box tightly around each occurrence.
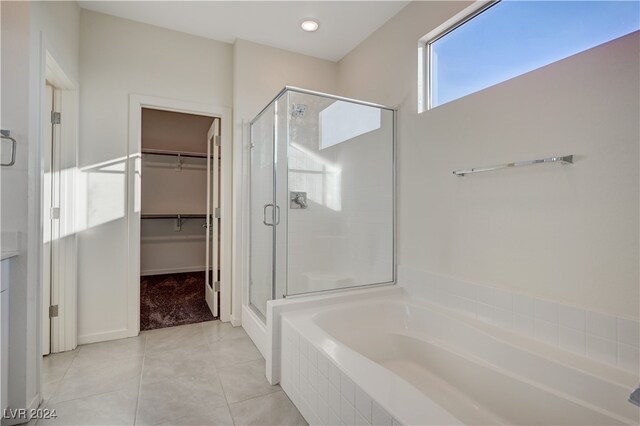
[41,378,62,404]
[151,404,234,426]
[37,388,138,426]
[39,324,304,426]
[210,336,262,368]
[202,321,248,344]
[136,375,227,426]
[42,349,79,383]
[142,346,217,385]
[51,356,143,404]
[144,323,209,354]
[229,391,307,426]
[72,335,146,368]
[217,359,280,403]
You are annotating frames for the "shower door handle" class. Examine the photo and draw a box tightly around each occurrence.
[263,204,273,226]
[262,204,281,226]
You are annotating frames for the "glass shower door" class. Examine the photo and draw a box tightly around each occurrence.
[249,87,396,316]
[286,91,395,296]
[249,103,275,319]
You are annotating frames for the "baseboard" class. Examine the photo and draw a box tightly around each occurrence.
[230,313,242,327]
[3,392,41,425]
[77,328,132,345]
[242,305,267,358]
[140,266,207,276]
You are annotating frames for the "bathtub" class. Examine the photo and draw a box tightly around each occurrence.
[279,292,639,425]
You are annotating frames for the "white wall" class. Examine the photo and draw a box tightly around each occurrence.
[140,155,210,275]
[139,110,214,276]
[1,1,34,415]
[232,39,339,321]
[78,10,232,343]
[337,2,640,319]
[1,0,80,416]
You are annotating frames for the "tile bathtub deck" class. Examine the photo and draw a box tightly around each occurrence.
[38,321,307,426]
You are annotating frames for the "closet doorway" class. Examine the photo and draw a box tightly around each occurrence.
[139,108,221,330]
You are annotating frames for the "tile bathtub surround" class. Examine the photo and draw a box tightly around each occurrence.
[398,266,640,374]
[38,321,305,426]
[280,319,401,426]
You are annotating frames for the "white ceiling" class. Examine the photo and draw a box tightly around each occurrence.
[77,1,409,62]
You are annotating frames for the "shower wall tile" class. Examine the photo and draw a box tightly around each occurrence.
[534,319,559,346]
[513,294,535,317]
[617,317,640,347]
[559,326,586,356]
[398,265,640,374]
[586,334,617,365]
[586,311,617,341]
[559,305,586,332]
[534,299,559,323]
[617,343,640,374]
[512,314,535,337]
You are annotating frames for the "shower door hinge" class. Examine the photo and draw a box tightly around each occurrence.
[214,281,220,292]
[213,135,221,147]
[214,208,220,219]
[49,305,59,318]
[51,111,61,124]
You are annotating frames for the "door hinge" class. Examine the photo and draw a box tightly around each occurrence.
[49,305,59,318]
[214,135,221,147]
[214,208,220,219]
[214,281,220,292]
[50,207,60,220]
[51,111,61,124]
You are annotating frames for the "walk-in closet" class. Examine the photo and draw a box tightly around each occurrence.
[140,108,221,330]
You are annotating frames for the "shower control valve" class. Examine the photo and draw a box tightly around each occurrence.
[290,191,308,209]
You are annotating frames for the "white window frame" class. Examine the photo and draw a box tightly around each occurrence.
[418,0,499,112]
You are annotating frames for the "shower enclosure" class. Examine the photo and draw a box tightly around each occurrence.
[249,87,396,319]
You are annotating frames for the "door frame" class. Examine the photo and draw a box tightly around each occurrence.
[127,95,232,336]
[205,118,221,316]
[40,49,78,355]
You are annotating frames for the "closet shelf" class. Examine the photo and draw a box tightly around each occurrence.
[142,148,211,159]
[141,213,210,220]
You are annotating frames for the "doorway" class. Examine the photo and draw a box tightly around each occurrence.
[139,108,221,330]
[127,95,232,338]
[42,82,59,355]
[40,52,78,356]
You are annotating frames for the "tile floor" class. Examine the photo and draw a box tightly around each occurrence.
[37,321,307,426]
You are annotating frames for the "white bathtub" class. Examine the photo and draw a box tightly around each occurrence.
[279,293,639,425]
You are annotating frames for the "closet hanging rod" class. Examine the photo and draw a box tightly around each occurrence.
[141,214,210,220]
[141,149,211,159]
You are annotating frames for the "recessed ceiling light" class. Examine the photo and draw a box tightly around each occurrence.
[301,19,319,32]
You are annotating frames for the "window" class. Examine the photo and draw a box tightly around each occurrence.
[419,0,640,110]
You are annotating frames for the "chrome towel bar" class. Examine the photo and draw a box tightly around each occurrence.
[1,130,17,167]
[453,155,573,176]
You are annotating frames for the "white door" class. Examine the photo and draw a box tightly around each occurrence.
[42,83,61,355]
[205,118,220,317]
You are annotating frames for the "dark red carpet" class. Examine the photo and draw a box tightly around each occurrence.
[140,271,214,331]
